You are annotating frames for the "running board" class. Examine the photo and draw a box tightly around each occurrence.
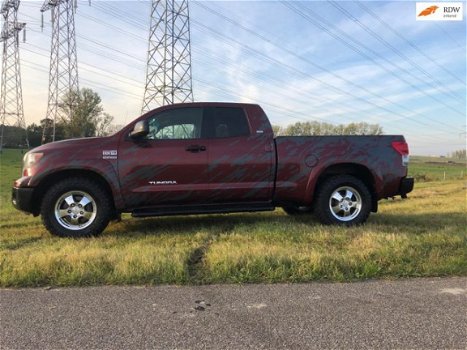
[132,202,275,218]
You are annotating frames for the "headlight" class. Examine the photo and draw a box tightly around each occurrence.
[22,152,43,177]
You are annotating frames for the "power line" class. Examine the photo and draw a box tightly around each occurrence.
[20,43,458,144]
[98,0,433,122]
[65,3,391,124]
[88,1,449,126]
[192,2,463,133]
[194,19,464,133]
[0,0,28,152]
[40,0,79,143]
[355,1,465,86]
[18,2,465,142]
[284,2,465,120]
[24,32,378,126]
[142,0,194,112]
[329,0,462,102]
[61,3,464,133]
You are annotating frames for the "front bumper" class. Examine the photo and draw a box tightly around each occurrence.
[399,177,414,198]
[11,187,35,214]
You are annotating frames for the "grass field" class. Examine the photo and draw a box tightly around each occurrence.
[0,149,466,287]
[410,155,466,182]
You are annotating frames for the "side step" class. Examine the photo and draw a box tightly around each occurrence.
[132,202,275,218]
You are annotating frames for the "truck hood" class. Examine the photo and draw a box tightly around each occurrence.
[30,135,119,153]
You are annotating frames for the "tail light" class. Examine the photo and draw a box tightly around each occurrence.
[392,141,409,166]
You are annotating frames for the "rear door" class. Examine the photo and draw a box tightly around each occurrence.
[118,107,210,209]
[205,107,274,203]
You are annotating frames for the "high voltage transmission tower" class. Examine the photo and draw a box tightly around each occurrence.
[41,0,79,143]
[142,0,193,113]
[0,0,28,153]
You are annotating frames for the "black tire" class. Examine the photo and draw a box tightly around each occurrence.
[41,177,112,237]
[282,206,311,216]
[314,175,371,226]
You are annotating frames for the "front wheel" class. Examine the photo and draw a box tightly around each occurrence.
[314,175,372,226]
[41,178,112,237]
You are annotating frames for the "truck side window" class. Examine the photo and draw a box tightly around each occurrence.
[145,108,203,140]
[210,107,250,138]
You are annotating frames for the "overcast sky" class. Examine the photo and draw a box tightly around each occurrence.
[14,0,467,155]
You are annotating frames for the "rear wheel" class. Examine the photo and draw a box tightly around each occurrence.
[41,178,112,237]
[314,175,371,225]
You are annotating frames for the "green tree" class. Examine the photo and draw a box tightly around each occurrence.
[59,88,104,138]
[0,125,25,148]
[26,123,42,148]
[95,113,115,137]
[342,122,383,135]
[451,149,466,160]
[39,118,66,144]
[272,125,284,136]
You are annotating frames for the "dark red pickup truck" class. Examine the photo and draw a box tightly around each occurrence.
[12,102,413,237]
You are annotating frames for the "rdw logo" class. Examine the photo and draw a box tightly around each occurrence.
[418,5,439,16]
[416,2,464,21]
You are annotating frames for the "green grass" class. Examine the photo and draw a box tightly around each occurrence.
[409,155,466,182]
[0,149,466,287]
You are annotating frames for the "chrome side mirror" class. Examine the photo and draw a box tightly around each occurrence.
[129,120,149,139]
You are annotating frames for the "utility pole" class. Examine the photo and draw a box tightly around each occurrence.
[41,0,79,143]
[142,0,193,113]
[0,0,28,153]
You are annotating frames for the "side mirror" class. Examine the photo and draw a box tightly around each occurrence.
[129,120,149,139]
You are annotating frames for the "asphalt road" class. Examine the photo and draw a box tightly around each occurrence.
[1,277,466,349]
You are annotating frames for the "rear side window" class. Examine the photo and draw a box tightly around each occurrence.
[208,107,250,138]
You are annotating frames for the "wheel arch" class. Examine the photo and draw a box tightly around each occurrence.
[310,163,378,212]
[31,169,119,217]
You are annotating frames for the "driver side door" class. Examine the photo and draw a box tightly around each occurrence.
[118,107,210,209]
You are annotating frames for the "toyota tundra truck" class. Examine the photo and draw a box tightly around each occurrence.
[12,102,414,237]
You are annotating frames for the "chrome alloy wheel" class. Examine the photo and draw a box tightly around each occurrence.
[329,186,362,222]
[54,191,97,230]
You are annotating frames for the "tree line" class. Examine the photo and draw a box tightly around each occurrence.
[272,121,383,136]
[5,90,463,160]
[1,88,118,148]
[3,118,385,149]
[451,149,466,160]
[273,122,466,160]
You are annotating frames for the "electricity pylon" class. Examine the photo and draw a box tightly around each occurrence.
[41,0,79,143]
[142,0,193,113]
[0,0,28,153]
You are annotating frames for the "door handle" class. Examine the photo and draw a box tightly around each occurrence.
[186,145,206,153]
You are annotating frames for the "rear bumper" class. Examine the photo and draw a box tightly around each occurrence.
[11,187,35,214]
[399,177,414,198]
